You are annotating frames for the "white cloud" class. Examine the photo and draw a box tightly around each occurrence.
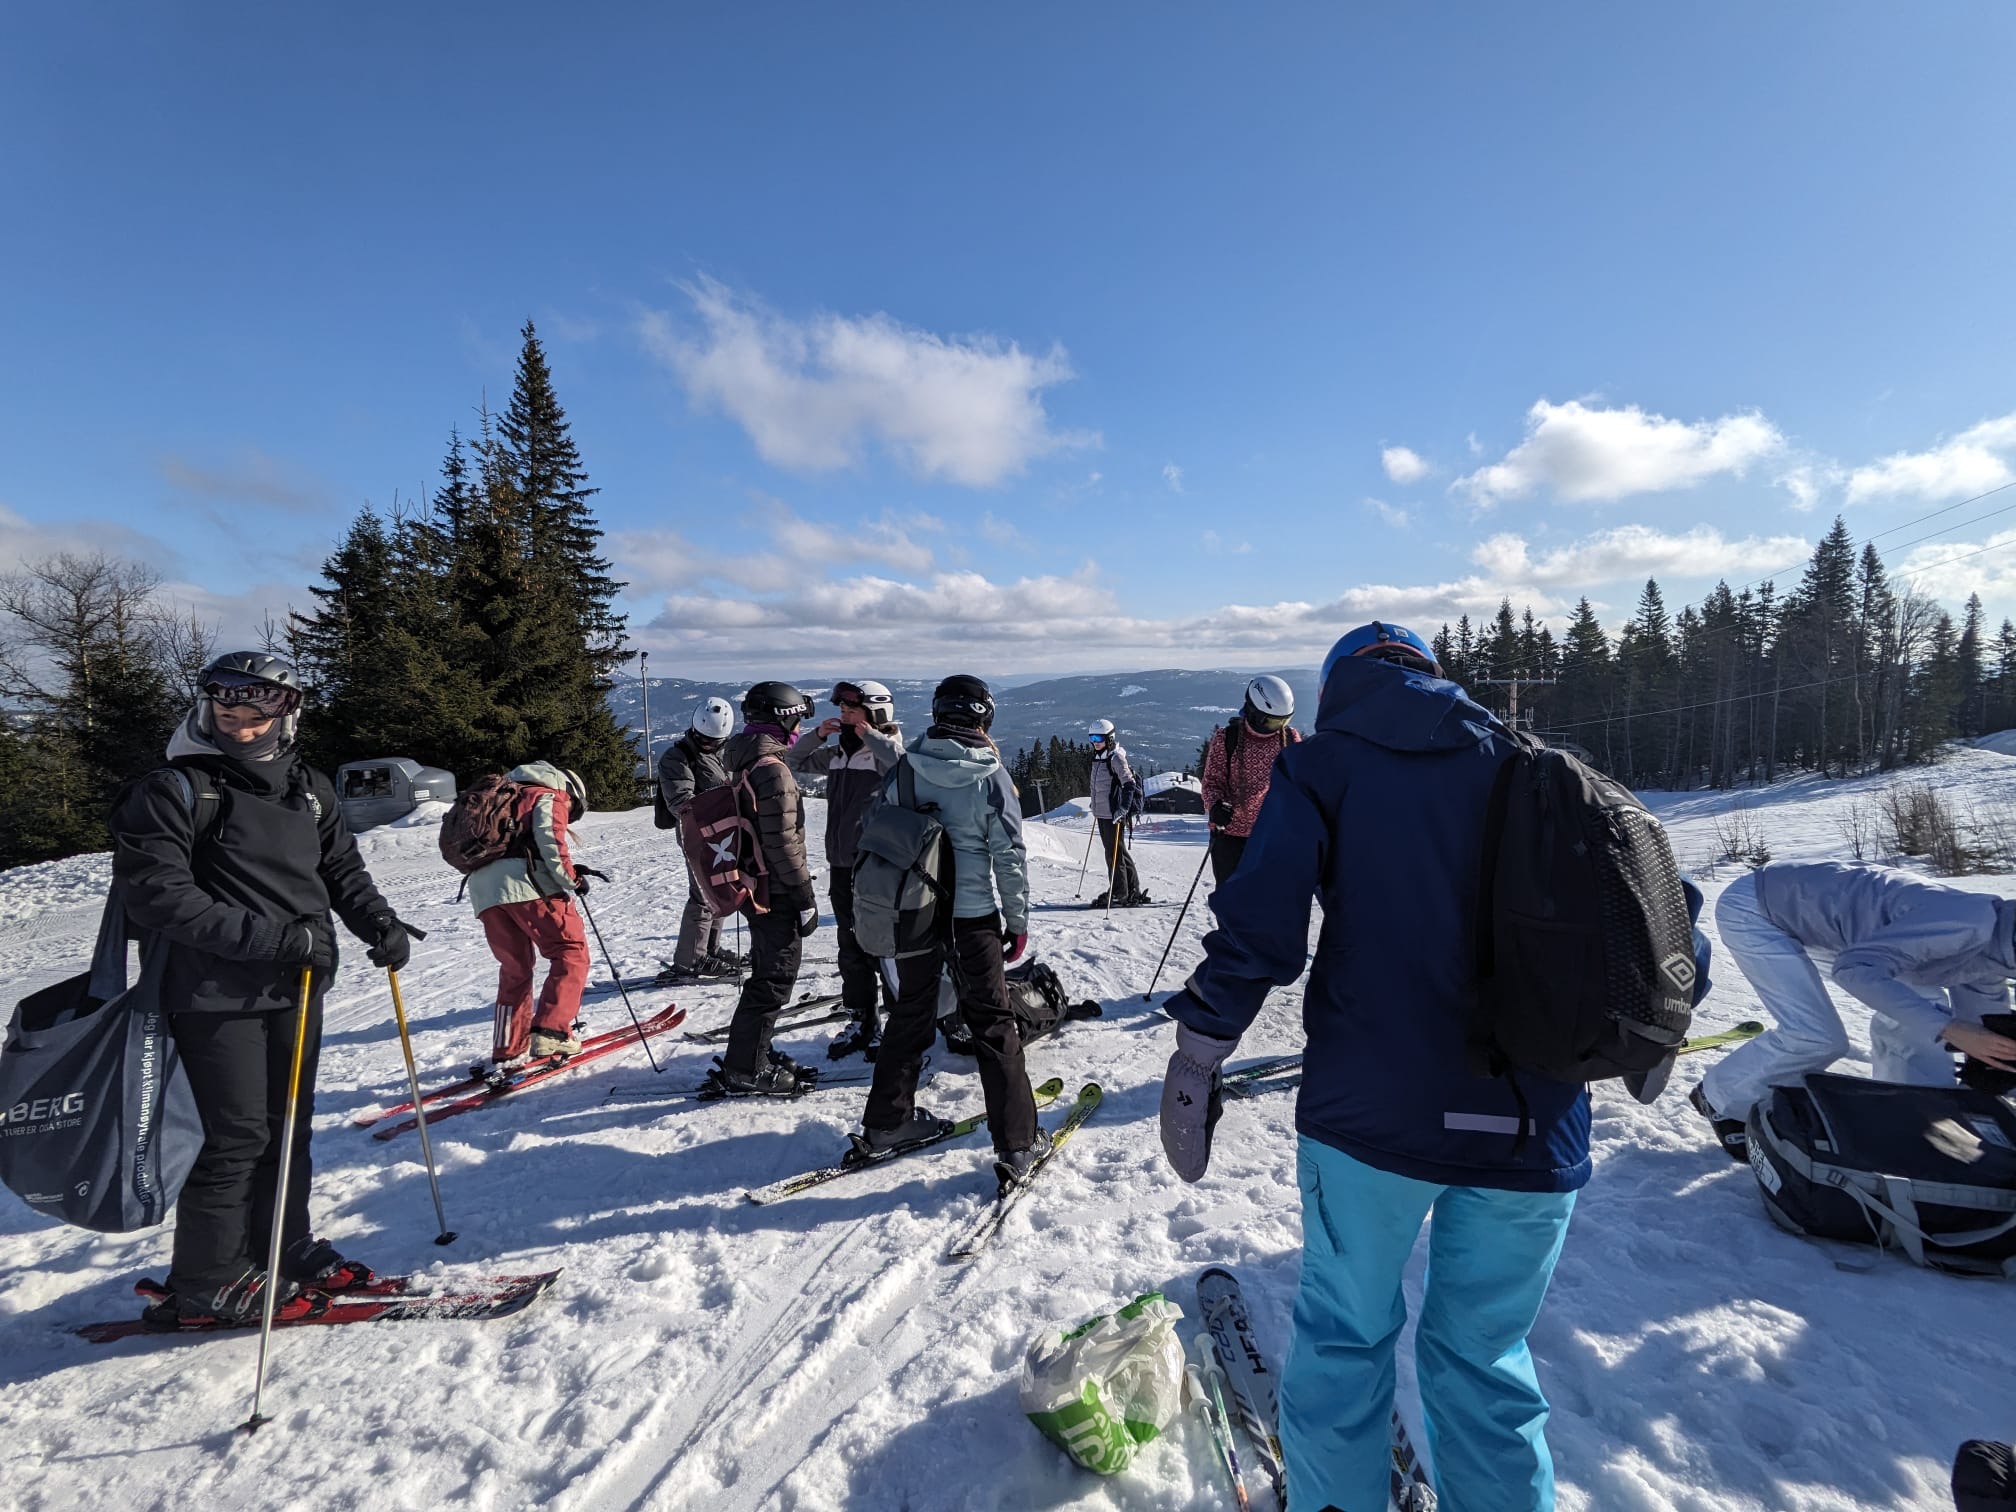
[1381,446,1431,485]
[1455,399,1785,507]
[1201,530,1252,556]
[1162,462,1185,494]
[1896,527,2016,609]
[1470,525,1809,588]
[1844,412,2016,504]
[157,450,329,515]
[1776,463,1842,512]
[639,278,1097,487]
[979,512,1026,549]
[1365,498,1410,529]
[1466,432,1484,457]
[612,503,938,595]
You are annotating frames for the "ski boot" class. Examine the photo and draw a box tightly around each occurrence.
[768,1047,821,1089]
[1689,1084,1749,1164]
[827,1017,881,1061]
[530,1026,584,1059]
[701,948,743,975]
[848,1107,956,1163]
[283,1235,379,1294]
[698,1057,809,1100]
[1085,891,1110,910]
[993,1129,1053,1195]
[142,1268,327,1331]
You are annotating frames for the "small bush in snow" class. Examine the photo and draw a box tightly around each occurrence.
[1835,800,1878,862]
[1711,803,1772,870]
[1880,782,2002,876]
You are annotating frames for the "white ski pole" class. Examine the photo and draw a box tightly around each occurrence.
[1195,1333,1253,1510]
[1073,823,1096,897]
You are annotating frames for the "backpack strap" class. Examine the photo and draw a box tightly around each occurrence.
[164,764,223,848]
[1223,719,1242,764]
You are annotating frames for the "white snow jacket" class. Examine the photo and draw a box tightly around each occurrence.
[1089,743,1136,822]
[891,730,1029,936]
[1754,860,2016,1041]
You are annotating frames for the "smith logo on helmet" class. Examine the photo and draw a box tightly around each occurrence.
[0,1092,88,1130]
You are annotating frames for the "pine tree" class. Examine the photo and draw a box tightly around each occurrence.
[1957,592,1986,737]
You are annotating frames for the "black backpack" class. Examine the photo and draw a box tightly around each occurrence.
[1472,733,1695,1101]
[940,958,1102,1053]
[851,759,957,960]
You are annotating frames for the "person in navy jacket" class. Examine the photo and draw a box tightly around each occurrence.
[1157,620,1579,1512]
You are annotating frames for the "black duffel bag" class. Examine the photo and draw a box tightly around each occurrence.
[1746,1072,2016,1278]
[0,881,203,1232]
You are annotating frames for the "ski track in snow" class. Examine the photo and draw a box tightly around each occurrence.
[6,750,2016,1508]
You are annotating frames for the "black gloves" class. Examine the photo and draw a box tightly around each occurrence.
[1208,800,1235,829]
[278,914,335,972]
[574,866,610,896]
[365,911,423,971]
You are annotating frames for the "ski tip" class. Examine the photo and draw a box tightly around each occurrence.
[1034,1076,1066,1097]
[1735,1019,1765,1033]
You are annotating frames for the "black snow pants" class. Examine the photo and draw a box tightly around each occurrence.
[1208,831,1248,887]
[723,905,804,1076]
[166,993,324,1299]
[867,914,1038,1155]
[1099,818,1141,902]
[830,870,892,1029]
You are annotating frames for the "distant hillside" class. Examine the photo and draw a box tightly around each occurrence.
[608,668,1319,777]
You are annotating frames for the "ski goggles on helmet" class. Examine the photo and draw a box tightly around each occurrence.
[1246,709,1291,734]
[832,682,865,707]
[204,678,296,716]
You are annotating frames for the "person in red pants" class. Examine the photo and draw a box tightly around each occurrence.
[466,762,596,1064]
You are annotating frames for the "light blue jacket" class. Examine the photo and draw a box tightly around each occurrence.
[1754,860,2016,1040]
[891,732,1030,936]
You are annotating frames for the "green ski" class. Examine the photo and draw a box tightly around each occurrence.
[946,1082,1102,1262]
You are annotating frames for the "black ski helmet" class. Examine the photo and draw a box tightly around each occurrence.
[742,680,812,730]
[195,650,303,740]
[931,673,995,732]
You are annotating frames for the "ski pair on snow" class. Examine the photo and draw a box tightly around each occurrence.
[744,1076,1069,1203]
[1196,1265,1438,1512]
[360,1004,689,1139]
[680,991,847,1045]
[945,1082,1103,1262]
[76,1271,561,1345]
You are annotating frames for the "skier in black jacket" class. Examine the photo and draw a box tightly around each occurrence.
[658,696,738,982]
[108,652,415,1329]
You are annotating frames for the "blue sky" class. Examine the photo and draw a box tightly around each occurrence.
[4,4,2015,676]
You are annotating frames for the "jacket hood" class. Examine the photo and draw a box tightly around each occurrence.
[1315,659,1505,754]
[724,729,789,767]
[909,733,1003,790]
[510,760,571,791]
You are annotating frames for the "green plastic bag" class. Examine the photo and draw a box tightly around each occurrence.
[1020,1292,1187,1475]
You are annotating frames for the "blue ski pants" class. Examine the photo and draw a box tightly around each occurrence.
[1281,1136,1577,1512]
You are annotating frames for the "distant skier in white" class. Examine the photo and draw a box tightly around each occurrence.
[1691,859,2016,1160]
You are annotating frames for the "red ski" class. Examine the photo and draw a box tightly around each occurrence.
[371,1005,687,1140]
[352,1005,685,1128]
[78,1271,560,1344]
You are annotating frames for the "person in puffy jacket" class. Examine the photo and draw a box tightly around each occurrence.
[1199,673,1302,884]
[1086,718,1147,906]
[704,680,819,1097]
[1155,621,1576,1512]
[784,679,905,1057]
[853,674,1043,1186]
[659,697,736,981]
[1690,859,2016,1160]
[109,652,413,1329]
[466,760,595,1064]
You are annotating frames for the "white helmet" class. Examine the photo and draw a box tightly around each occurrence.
[1244,675,1294,725]
[1087,718,1116,739]
[561,769,588,816]
[691,696,735,740]
[836,679,897,727]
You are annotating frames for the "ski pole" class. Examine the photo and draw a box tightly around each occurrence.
[1145,843,1213,1000]
[1073,822,1095,898]
[386,968,456,1245]
[575,890,663,1074]
[242,966,314,1434]
[1194,1334,1253,1511]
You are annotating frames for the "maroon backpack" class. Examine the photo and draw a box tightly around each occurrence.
[438,774,538,876]
[677,758,782,916]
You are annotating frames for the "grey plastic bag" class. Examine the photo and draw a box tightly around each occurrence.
[0,882,202,1231]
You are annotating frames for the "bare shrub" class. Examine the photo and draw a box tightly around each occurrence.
[1881,782,1998,876]
[1712,802,1772,870]
[1835,799,1878,862]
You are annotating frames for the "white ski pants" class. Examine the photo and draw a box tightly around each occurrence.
[1701,872,1955,1121]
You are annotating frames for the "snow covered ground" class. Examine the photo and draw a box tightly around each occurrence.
[5,750,2016,1510]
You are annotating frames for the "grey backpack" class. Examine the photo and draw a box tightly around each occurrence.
[0,876,203,1232]
[851,759,956,960]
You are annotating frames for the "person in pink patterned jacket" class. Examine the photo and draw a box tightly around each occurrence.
[1199,674,1302,884]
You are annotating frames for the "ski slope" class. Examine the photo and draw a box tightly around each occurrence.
[5,749,2016,1510]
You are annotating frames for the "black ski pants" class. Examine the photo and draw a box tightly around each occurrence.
[867,914,1037,1155]
[1208,831,1248,887]
[1099,818,1141,902]
[167,993,323,1298]
[830,870,891,1027]
[723,904,804,1076]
